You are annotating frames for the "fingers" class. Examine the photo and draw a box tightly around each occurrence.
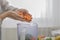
[7,9,32,22]
[16,8,28,12]
[8,13,26,21]
[6,10,24,19]
[15,9,29,15]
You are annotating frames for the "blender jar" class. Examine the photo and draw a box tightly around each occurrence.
[17,22,38,40]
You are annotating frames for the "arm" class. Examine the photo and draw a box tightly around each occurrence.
[1,1,18,11]
[0,11,25,21]
[1,1,32,22]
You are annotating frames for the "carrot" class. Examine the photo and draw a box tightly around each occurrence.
[16,10,32,22]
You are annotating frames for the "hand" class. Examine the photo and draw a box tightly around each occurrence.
[5,11,29,22]
[15,9,32,22]
[0,11,25,21]
[0,9,32,22]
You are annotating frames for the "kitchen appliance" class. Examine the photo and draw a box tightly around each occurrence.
[17,22,38,40]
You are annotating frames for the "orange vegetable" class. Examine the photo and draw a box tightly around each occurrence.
[16,10,32,22]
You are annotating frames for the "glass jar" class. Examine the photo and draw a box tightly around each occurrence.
[17,22,38,40]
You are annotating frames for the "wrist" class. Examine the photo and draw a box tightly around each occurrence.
[0,13,8,20]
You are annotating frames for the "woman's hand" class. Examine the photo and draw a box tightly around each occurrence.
[0,9,32,22]
[15,9,32,22]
